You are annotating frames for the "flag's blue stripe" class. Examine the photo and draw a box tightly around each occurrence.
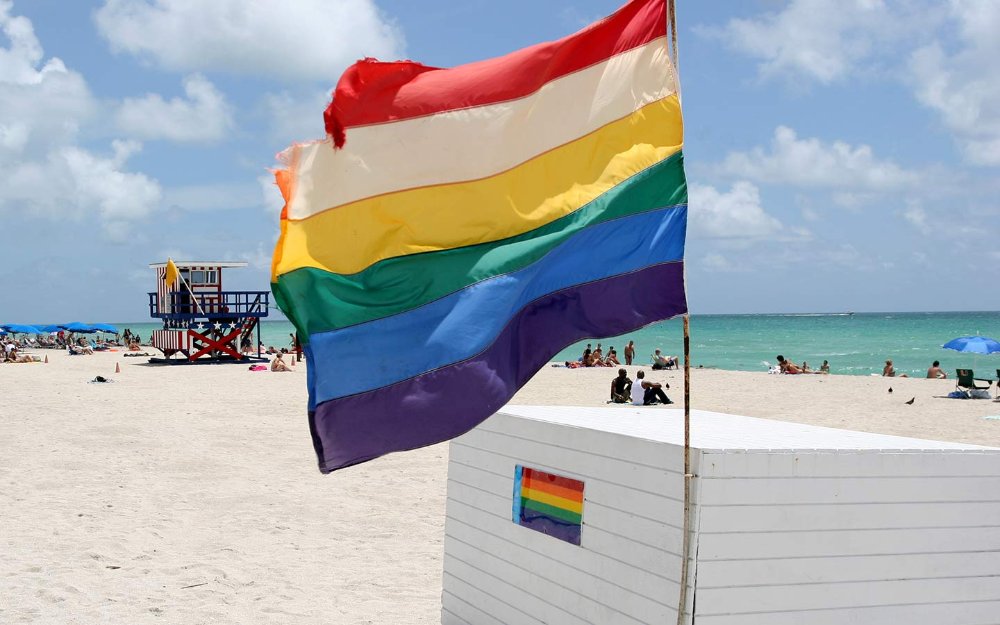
[308,204,686,405]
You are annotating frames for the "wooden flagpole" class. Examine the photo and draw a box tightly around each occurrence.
[668,1,694,623]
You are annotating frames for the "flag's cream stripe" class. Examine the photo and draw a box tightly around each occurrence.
[307,262,687,473]
[272,153,686,338]
[328,0,665,129]
[308,206,686,405]
[275,96,683,278]
[289,39,673,219]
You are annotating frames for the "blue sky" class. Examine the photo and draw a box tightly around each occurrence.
[1,0,998,322]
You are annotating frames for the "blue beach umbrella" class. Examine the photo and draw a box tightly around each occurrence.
[61,322,97,333]
[942,336,1000,355]
[90,323,119,333]
[2,323,43,334]
[35,324,62,333]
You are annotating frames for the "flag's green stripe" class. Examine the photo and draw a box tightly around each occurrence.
[273,151,686,342]
[521,497,583,525]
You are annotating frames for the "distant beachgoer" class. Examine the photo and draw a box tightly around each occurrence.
[635,370,672,405]
[882,359,907,377]
[819,360,830,374]
[624,340,635,365]
[606,349,620,366]
[926,361,947,379]
[801,361,812,373]
[610,368,632,403]
[776,355,801,374]
[271,353,292,372]
[581,344,592,364]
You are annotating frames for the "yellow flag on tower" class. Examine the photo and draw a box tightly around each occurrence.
[165,258,180,289]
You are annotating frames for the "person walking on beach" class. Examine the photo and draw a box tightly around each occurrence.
[610,368,632,403]
[634,370,672,405]
[926,361,947,379]
[624,340,635,365]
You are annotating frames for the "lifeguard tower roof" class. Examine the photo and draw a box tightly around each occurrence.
[148,261,247,269]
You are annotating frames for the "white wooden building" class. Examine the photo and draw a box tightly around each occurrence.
[442,406,1000,625]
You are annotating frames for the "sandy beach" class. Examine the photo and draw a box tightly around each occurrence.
[3,350,999,624]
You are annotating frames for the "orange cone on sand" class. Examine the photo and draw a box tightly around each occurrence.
[291,357,296,367]
[115,362,121,374]
[43,355,48,364]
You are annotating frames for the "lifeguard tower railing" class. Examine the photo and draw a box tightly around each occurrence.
[148,290,271,322]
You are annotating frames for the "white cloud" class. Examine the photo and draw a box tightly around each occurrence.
[720,126,917,191]
[116,74,233,143]
[700,253,747,273]
[701,0,923,85]
[900,202,931,234]
[688,181,785,239]
[258,173,285,214]
[909,2,1000,166]
[94,0,404,81]
[0,3,161,234]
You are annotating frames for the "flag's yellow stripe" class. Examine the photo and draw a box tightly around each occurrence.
[521,487,584,514]
[274,95,683,277]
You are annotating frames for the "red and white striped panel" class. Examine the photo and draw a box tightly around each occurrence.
[152,330,188,352]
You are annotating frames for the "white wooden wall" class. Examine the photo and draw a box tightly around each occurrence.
[442,408,1000,625]
[692,450,1000,624]
[441,412,694,625]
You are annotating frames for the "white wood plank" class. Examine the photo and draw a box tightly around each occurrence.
[448,458,686,551]
[696,551,1000,588]
[701,450,1000,479]
[450,439,684,502]
[445,500,680,602]
[697,526,1000,560]
[699,476,1000,505]
[698,501,1000,533]
[445,530,666,625]
[441,591,503,625]
[453,429,686,501]
[442,571,548,625]
[694,599,1000,625]
[696,576,1000,615]
[445,555,593,625]
[480,412,685,471]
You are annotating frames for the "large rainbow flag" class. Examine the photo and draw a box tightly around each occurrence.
[271,0,688,472]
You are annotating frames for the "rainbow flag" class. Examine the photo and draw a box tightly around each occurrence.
[513,466,585,545]
[271,0,687,472]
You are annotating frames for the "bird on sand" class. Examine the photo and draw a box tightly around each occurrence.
[905,397,915,405]
[888,387,893,394]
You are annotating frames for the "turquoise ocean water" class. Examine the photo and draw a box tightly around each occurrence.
[116,311,999,378]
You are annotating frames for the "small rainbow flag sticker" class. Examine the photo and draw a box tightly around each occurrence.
[512,465,585,545]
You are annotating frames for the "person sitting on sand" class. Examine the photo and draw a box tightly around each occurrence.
[605,349,621,366]
[271,353,292,372]
[776,355,801,374]
[633,370,673,405]
[819,360,830,374]
[926,361,947,379]
[801,361,812,373]
[610,368,632,403]
[882,359,908,377]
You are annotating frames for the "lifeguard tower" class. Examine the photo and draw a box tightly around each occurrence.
[147,261,269,363]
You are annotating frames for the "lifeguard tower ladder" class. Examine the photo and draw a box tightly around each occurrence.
[147,261,269,363]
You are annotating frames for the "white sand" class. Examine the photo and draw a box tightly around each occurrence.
[2,351,998,623]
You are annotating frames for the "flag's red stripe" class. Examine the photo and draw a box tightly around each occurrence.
[523,468,585,494]
[325,0,665,139]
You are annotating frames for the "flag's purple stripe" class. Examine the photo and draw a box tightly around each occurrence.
[518,513,582,546]
[309,261,686,472]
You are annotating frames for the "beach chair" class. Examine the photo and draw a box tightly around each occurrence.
[956,369,992,396]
